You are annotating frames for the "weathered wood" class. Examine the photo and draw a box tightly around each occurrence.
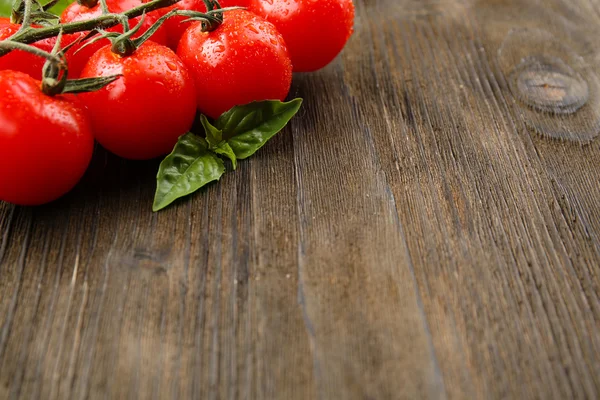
[1,0,600,398]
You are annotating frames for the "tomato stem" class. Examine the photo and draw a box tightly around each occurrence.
[99,0,110,14]
[201,0,221,12]
[110,13,145,56]
[174,9,224,32]
[200,0,222,30]
[18,0,33,31]
[0,39,61,63]
[0,0,234,58]
[40,32,70,95]
[0,0,182,57]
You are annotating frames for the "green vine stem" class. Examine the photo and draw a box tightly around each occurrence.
[99,0,110,15]
[0,39,61,63]
[18,0,33,30]
[0,0,182,57]
[0,0,234,58]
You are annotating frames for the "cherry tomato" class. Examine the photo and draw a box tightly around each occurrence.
[159,0,250,50]
[218,0,250,6]
[0,18,58,80]
[249,0,354,72]
[159,0,207,49]
[79,41,196,160]
[0,71,94,206]
[61,0,168,77]
[177,9,292,119]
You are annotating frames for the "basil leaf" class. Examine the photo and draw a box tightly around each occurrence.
[212,141,237,170]
[198,114,237,168]
[200,114,223,147]
[216,99,303,159]
[153,133,225,212]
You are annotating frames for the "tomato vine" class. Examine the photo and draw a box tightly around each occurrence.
[0,0,355,210]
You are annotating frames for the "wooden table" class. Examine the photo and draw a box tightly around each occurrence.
[2,0,600,398]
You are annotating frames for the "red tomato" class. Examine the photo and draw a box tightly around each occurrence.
[177,9,292,119]
[218,0,250,6]
[61,0,168,77]
[249,0,354,72]
[160,0,250,50]
[0,71,94,206]
[159,0,207,49]
[0,18,57,80]
[79,41,196,160]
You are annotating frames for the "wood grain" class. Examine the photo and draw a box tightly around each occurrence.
[2,0,600,398]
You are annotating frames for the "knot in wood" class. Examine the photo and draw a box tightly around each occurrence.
[508,56,589,114]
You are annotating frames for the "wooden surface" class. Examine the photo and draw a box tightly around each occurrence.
[2,0,600,398]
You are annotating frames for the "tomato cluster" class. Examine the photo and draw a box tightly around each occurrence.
[0,0,354,206]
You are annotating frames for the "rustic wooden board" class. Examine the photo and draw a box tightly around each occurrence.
[1,0,600,398]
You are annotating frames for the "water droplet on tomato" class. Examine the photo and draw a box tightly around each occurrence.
[166,61,178,71]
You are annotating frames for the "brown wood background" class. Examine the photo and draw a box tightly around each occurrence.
[2,0,600,398]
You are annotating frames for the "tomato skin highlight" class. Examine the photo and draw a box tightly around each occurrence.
[61,0,168,77]
[79,41,197,160]
[0,18,58,80]
[0,71,94,206]
[249,0,355,72]
[177,9,292,119]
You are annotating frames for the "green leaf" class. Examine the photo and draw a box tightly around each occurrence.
[200,114,222,147]
[199,114,237,169]
[62,74,122,94]
[212,141,237,170]
[153,133,225,212]
[216,98,302,159]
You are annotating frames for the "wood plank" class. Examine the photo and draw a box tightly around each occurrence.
[351,0,600,398]
[289,69,445,398]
